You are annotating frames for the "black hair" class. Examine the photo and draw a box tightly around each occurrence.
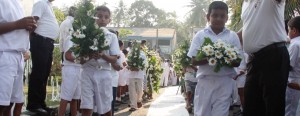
[285,19,289,34]
[95,5,111,16]
[207,1,228,15]
[122,49,128,55]
[127,41,132,47]
[68,6,76,17]
[141,40,146,44]
[119,40,124,47]
[288,16,300,32]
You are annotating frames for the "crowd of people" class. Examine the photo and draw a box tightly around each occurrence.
[1,0,300,116]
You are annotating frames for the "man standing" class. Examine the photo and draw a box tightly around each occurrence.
[0,0,36,115]
[238,0,290,115]
[27,0,59,114]
[59,6,76,63]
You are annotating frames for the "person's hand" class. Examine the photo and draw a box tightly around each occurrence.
[23,51,30,61]
[15,16,37,32]
[90,51,104,59]
[288,83,300,90]
[112,63,122,71]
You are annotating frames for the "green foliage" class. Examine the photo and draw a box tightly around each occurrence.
[112,0,129,27]
[118,28,133,39]
[172,39,192,79]
[186,0,210,28]
[227,0,243,31]
[146,51,163,93]
[70,0,109,59]
[50,47,62,77]
[285,0,300,20]
[195,37,213,60]
[53,8,66,25]
[127,42,145,70]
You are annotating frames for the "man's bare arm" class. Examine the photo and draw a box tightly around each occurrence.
[0,16,37,35]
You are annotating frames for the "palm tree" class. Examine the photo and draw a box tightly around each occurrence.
[285,0,300,19]
[112,0,128,27]
[186,0,211,28]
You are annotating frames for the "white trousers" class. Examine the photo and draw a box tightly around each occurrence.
[128,78,143,108]
[194,75,235,116]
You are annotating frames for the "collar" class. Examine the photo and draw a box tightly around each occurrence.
[291,36,300,44]
[204,26,229,35]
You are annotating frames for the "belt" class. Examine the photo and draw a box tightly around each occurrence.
[32,33,54,43]
[252,42,286,57]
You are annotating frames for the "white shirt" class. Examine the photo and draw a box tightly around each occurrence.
[32,0,59,39]
[59,16,74,52]
[184,67,198,82]
[83,28,120,70]
[62,36,81,67]
[288,36,300,83]
[111,52,126,87]
[241,0,287,54]
[128,51,147,79]
[187,26,242,77]
[0,0,29,52]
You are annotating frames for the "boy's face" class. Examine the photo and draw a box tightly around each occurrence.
[95,10,111,27]
[207,9,228,31]
[288,26,299,39]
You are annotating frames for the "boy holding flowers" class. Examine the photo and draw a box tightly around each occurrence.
[187,1,242,116]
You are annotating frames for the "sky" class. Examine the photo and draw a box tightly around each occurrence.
[52,0,192,22]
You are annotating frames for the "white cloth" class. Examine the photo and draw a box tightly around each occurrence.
[32,0,59,39]
[194,75,235,116]
[127,51,147,79]
[60,65,81,101]
[0,0,29,52]
[285,36,300,116]
[59,16,74,52]
[62,36,80,67]
[111,51,125,87]
[128,78,143,109]
[84,29,120,70]
[184,67,198,82]
[288,36,300,82]
[187,26,241,77]
[285,87,300,116]
[170,68,177,85]
[160,62,170,86]
[0,52,24,105]
[118,52,127,86]
[80,68,112,114]
[241,0,287,54]
[234,52,248,88]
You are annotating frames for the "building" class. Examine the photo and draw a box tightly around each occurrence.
[109,27,177,59]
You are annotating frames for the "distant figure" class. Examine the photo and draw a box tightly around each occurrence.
[160,59,170,87]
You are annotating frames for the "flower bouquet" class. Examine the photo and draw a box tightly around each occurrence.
[127,42,145,71]
[146,51,163,93]
[69,0,110,63]
[196,37,241,72]
[174,40,192,68]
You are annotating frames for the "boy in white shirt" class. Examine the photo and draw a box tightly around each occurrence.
[80,6,120,116]
[285,16,300,116]
[187,1,242,116]
[0,0,36,115]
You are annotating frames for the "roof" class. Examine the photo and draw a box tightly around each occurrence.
[108,27,176,40]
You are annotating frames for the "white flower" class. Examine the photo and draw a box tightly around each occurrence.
[202,45,212,53]
[206,50,215,56]
[182,51,186,54]
[214,43,222,49]
[73,30,81,38]
[79,34,86,38]
[224,49,233,56]
[89,46,98,51]
[93,39,98,46]
[149,74,152,77]
[100,27,109,34]
[81,26,87,30]
[92,16,99,20]
[87,10,92,16]
[133,63,137,66]
[229,53,237,60]
[186,58,189,61]
[208,58,217,66]
[224,57,231,64]
[215,51,223,59]
[94,23,99,29]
